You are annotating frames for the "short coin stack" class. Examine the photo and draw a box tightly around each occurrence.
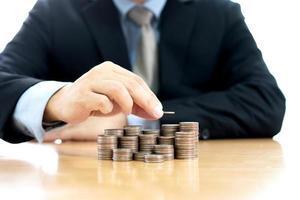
[133,151,151,161]
[153,145,174,160]
[97,135,118,160]
[113,149,133,161]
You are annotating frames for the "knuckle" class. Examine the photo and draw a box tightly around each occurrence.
[101,61,115,70]
[90,65,102,73]
[98,96,113,113]
[133,75,145,86]
[127,79,139,90]
[102,61,114,66]
[98,95,109,107]
[109,82,123,94]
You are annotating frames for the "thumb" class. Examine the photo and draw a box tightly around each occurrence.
[43,125,72,142]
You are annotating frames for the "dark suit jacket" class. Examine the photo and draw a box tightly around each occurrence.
[0,0,285,143]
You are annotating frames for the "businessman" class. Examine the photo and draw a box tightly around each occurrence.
[0,0,285,143]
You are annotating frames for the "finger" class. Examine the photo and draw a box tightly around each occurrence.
[87,93,114,114]
[90,80,133,115]
[90,103,122,117]
[43,126,72,142]
[110,63,160,101]
[131,103,158,120]
[96,62,163,118]
[111,73,163,119]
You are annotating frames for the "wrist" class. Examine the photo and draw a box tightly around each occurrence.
[43,87,65,123]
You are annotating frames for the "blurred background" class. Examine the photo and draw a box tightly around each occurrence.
[0,0,299,144]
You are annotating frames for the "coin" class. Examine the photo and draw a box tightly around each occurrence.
[104,129,124,137]
[142,129,160,136]
[163,111,175,115]
[124,125,142,136]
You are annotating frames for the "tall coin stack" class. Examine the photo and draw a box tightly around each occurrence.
[175,131,197,159]
[119,136,139,152]
[121,125,141,152]
[153,145,174,160]
[97,135,118,160]
[139,134,158,152]
[179,122,199,157]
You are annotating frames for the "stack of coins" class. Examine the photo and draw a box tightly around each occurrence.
[112,149,133,161]
[139,134,158,152]
[104,129,124,137]
[180,122,199,157]
[124,125,142,136]
[142,129,160,136]
[144,154,165,163]
[161,124,180,136]
[153,145,174,160]
[179,122,199,136]
[175,131,197,159]
[119,136,139,152]
[158,136,175,145]
[133,151,151,161]
[98,122,200,162]
[97,135,118,160]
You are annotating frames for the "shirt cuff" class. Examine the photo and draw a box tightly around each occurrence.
[12,81,70,143]
[127,114,160,129]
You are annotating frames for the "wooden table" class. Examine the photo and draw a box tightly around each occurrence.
[0,139,299,200]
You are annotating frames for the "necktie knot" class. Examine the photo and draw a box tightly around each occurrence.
[128,6,154,27]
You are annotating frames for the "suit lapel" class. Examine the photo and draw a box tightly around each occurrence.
[158,0,198,96]
[81,0,131,70]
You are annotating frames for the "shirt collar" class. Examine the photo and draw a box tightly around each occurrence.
[112,0,167,20]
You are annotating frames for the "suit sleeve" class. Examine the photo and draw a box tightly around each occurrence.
[161,2,286,139]
[0,0,51,143]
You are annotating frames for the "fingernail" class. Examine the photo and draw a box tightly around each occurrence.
[153,105,163,118]
[158,102,163,110]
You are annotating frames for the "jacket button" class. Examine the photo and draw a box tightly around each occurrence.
[201,128,210,140]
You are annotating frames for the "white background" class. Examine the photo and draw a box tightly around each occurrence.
[0,0,299,143]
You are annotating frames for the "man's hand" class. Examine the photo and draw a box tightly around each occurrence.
[43,61,163,124]
[43,113,127,142]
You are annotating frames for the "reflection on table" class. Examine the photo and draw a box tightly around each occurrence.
[1,139,297,200]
